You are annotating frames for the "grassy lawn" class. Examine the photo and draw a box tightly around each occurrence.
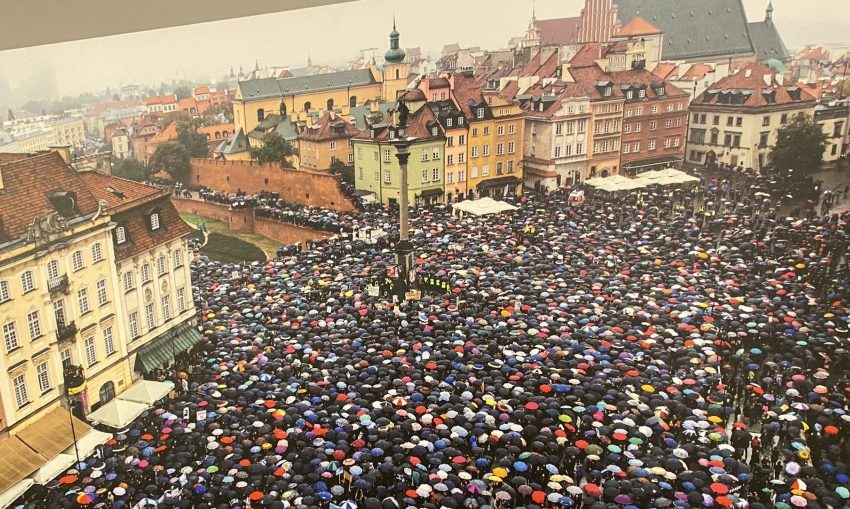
[180,213,280,261]
[200,233,266,264]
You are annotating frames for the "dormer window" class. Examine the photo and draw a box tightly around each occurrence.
[638,89,646,98]
[477,108,485,119]
[46,191,79,218]
[431,126,439,136]
[389,129,396,140]
[458,117,464,125]
[657,86,665,96]
[604,86,612,97]
[446,118,453,127]
[626,91,634,100]
[150,212,161,231]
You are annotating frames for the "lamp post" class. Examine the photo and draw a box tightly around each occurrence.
[66,391,82,467]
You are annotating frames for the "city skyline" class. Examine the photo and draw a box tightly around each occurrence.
[0,0,848,103]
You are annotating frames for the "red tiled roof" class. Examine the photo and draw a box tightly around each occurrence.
[0,153,29,165]
[652,62,678,80]
[77,171,167,214]
[429,77,450,89]
[681,64,713,81]
[0,152,100,239]
[148,122,178,144]
[197,124,234,138]
[519,50,561,79]
[607,68,689,99]
[501,81,520,100]
[449,73,485,119]
[88,100,142,117]
[535,17,580,46]
[695,62,816,107]
[178,98,198,111]
[299,112,360,142]
[615,16,662,37]
[113,196,194,261]
[570,44,604,68]
[193,86,210,95]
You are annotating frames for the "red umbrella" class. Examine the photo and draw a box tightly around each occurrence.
[584,483,601,497]
[824,425,839,435]
[531,491,546,504]
[710,483,730,494]
[249,491,264,501]
[59,475,77,485]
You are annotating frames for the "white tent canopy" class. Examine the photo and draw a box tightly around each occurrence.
[0,478,33,509]
[452,197,518,217]
[87,399,148,429]
[67,429,112,461]
[118,380,174,406]
[29,453,75,485]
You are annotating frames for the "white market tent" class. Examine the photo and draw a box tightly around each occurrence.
[585,169,699,192]
[87,399,148,429]
[29,453,75,485]
[68,429,112,460]
[117,380,174,406]
[0,479,33,509]
[452,197,518,217]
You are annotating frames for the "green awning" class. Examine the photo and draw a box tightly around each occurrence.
[134,324,203,374]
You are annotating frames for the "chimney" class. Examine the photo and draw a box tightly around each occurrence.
[744,68,752,78]
[763,74,772,86]
[776,74,784,86]
[49,145,72,165]
[561,64,575,83]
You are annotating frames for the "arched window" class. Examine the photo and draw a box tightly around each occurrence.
[349,96,357,108]
[257,108,265,122]
[395,69,400,80]
[279,101,287,117]
[215,131,221,139]
[304,102,311,112]
[99,381,115,404]
[327,99,334,111]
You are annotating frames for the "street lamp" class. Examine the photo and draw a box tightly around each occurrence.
[66,391,82,468]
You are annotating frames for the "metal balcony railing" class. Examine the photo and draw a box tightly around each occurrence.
[48,274,70,295]
[57,321,77,342]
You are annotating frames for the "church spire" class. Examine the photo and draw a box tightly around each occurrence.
[765,1,773,21]
[532,0,536,21]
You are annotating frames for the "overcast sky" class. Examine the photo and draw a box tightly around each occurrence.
[0,0,848,101]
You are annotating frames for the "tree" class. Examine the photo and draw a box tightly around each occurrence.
[836,79,850,99]
[176,117,210,158]
[112,159,150,182]
[329,159,354,186]
[174,86,192,100]
[150,142,191,183]
[249,131,296,167]
[769,113,829,175]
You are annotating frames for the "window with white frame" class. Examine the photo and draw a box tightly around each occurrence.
[124,272,135,292]
[447,172,454,184]
[92,243,103,262]
[37,361,51,392]
[96,279,108,306]
[458,117,464,125]
[508,161,514,173]
[432,168,440,181]
[633,142,640,152]
[664,137,672,148]
[623,144,630,154]
[497,125,504,136]
[384,170,391,184]
[421,149,429,162]
[104,326,115,356]
[471,166,478,178]
[129,312,140,339]
[471,146,478,158]
[447,155,454,165]
[145,303,155,331]
[383,149,391,162]
[431,127,438,136]
[150,212,161,231]
[650,121,657,131]
[27,310,42,339]
[476,107,484,119]
[576,142,583,154]
[566,122,574,135]
[483,145,490,156]
[432,148,440,160]
[60,348,72,368]
[624,124,631,134]
[4,321,19,351]
[459,134,465,145]
[141,264,151,283]
[565,145,572,156]
[638,89,646,98]
[162,295,171,321]
[330,141,337,150]
[458,170,466,182]
[634,123,641,133]
[554,146,562,158]
[677,103,683,111]
[21,271,34,293]
[675,118,681,127]
[172,250,183,269]
[84,336,97,366]
[666,104,673,112]
[446,118,453,127]
[496,143,504,155]
[665,119,673,128]
[71,251,84,271]
[673,137,680,147]
[496,162,503,174]
[635,107,643,116]
[649,139,656,150]
[157,256,167,276]
[482,165,490,176]
[458,152,466,163]
[0,280,10,303]
[508,124,516,134]
[177,287,186,312]
[421,169,429,183]
[508,142,515,154]
[593,141,600,154]
[12,374,28,408]
[348,153,354,163]
[115,226,127,244]
[651,106,658,114]
[78,288,90,315]
[577,119,586,133]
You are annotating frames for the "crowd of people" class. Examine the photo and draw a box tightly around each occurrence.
[17,172,850,509]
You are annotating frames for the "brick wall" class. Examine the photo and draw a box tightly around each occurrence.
[171,197,332,250]
[188,158,356,212]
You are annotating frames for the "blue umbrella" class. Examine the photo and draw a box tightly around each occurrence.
[513,461,528,472]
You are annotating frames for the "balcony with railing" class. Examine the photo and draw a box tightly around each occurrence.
[57,321,77,342]
[48,274,70,295]
[63,364,86,395]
